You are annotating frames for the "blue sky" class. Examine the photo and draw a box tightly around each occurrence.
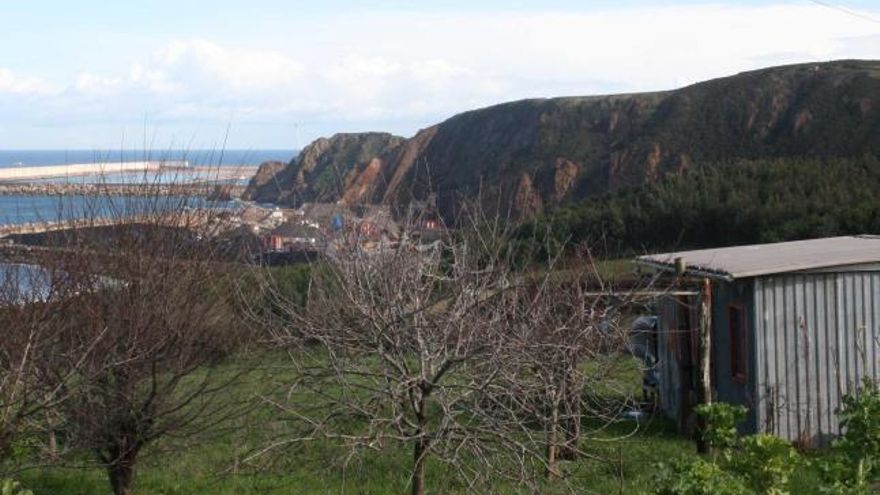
[1,1,878,149]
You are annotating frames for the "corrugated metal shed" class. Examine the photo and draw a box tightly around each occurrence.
[636,236,880,280]
[753,271,880,444]
[639,235,880,445]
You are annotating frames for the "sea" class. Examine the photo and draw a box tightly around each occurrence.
[0,263,52,303]
[0,150,300,296]
[0,149,295,169]
[0,149,296,225]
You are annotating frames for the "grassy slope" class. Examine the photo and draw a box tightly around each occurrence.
[11,355,692,495]
[13,354,827,495]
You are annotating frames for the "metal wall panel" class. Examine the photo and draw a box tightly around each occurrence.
[754,271,880,445]
[655,295,700,428]
[710,280,757,432]
[656,298,682,422]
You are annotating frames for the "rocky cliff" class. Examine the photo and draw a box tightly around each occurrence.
[244,133,405,205]
[243,160,286,203]
[245,60,880,218]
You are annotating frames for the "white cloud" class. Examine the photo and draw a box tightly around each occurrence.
[1,3,878,148]
[145,39,305,91]
[0,68,58,95]
[73,73,126,94]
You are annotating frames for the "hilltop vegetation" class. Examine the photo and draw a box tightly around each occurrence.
[516,154,880,257]
[246,60,880,229]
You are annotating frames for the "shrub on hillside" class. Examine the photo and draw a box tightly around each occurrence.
[731,434,799,495]
[653,458,749,495]
[817,378,880,494]
[0,479,32,495]
[653,403,798,495]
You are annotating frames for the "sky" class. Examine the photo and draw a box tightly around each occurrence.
[0,0,878,150]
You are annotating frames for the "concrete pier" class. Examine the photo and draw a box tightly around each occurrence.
[0,161,187,181]
[0,164,255,198]
[0,182,246,198]
[0,209,218,239]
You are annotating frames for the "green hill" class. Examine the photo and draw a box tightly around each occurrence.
[245,60,880,245]
[516,155,880,257]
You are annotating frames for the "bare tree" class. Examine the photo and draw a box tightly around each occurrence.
[252,212,550,494]
[0,263,59,459]
[0,254,102,463]
[248,199,661,494]
[24,182,252,495]
[490,247,649,480]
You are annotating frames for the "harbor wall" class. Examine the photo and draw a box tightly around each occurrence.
[0,161,188,181]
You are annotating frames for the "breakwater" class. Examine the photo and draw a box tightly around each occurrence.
[0,161,185,181]
[0,164,255,199]
[0,208,221,240]
[0,182,246,198]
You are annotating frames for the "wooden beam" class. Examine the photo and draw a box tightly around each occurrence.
[696,277,713,454]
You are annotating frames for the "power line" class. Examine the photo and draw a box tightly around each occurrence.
[807,0,880,24]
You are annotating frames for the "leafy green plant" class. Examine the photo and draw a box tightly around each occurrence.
[695,403,748,455]
[836,378,880,473]
[0,479,33,495]
[816,378,880,494]
[652,458,749,495]
[730,434,799,495]
[654,404,799,495]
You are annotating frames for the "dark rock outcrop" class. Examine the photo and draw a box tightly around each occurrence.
[243,134,405,205]
[242,160,286,203]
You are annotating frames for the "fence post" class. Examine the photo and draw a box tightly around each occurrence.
[696,277,713,454]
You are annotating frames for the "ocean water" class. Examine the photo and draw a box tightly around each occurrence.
[0,263,52,304]
[0,149,293,225]
[0,149,296,168]
[0,194,230,225]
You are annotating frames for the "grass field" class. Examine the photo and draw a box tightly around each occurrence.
[7,354,828,495]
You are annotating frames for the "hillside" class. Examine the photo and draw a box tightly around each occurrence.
[245,60,880,219]
[515,155,880,257]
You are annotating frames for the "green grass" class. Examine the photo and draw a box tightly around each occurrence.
[5,352,826,495]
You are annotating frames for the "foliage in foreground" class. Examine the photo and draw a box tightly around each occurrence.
[0,479,32,495]
[654,379,880,495]
[817,377,880,494]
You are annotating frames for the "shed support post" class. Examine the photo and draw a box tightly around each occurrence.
[696,277,713,454]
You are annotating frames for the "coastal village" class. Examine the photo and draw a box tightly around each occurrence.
[234,196,443,261]
[0,159,445,266]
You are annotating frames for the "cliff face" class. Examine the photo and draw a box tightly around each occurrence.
[247,60,880,217]
[243,133,405,205]
[242,160,286,203]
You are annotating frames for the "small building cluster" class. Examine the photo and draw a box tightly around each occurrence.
[231,198,444,259]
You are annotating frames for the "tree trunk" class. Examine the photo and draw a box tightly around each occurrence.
[412,436,428,495]
[559,370,581,460]
[0,422,16,458]
[546,424,559,478]
[46,410,58,460]
[560,403,581,459]
[410,385,431,495]
[105,444,140,495]
[545,388,561,478]
[47,429,57,460]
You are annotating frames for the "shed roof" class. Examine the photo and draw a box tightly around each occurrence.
[636,236,880,280]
